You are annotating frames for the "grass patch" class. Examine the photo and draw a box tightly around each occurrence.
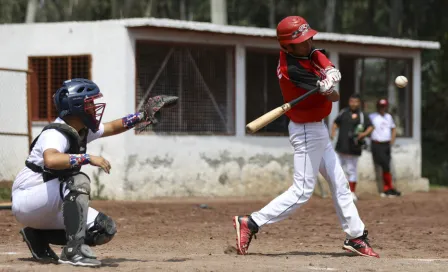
[430,184,448,191]
[0,181,12,202]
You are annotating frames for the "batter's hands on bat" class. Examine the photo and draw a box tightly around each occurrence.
[90,155,112,174]
[325,67,342,84]
[317,78,335,96]
[135,95,179,133]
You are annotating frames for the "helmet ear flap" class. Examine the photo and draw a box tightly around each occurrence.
[54,88,70,117]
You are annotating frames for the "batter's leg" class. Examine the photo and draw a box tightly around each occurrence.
[234,121,328,255]
[318,142,364,239]
[318,142,379,258]
[251,122,328,227]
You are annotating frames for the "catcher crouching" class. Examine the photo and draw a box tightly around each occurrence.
[11,78,177,267]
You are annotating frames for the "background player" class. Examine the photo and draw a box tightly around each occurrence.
[233,16,379,258]
[331,94,374,201]
[11,79,176,267]
[369,98,402,197]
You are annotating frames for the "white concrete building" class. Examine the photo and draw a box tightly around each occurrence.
[0,18,440,200]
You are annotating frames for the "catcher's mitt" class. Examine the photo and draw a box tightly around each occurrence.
[135,95,178,133]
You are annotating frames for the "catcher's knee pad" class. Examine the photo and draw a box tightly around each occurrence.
[62,172,91,242]
[85,212,117,246]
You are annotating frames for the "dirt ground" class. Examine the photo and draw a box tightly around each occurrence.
[1,189,448,272]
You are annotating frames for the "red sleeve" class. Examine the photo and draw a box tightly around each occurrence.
[311,50,334,70]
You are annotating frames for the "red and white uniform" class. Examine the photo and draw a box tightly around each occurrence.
[250,49,365,239]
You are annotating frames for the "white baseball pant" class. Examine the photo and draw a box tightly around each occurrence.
[12,179,99,230]
[251,121,365,239]
[337,153,359,182]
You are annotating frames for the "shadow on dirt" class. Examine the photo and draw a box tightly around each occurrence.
[101,257,150,267]
[251,251,355,258]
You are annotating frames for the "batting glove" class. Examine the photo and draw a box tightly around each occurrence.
[325,67,341,84]
[317,78,335,96]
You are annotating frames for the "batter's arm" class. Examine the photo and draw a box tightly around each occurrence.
[288,65,321,91]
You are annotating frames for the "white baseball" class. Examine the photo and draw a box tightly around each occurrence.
[395,76,408,88]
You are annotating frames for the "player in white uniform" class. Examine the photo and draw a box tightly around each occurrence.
[369,99,401,197]
[232,16,379,258]
[12,79,177,267]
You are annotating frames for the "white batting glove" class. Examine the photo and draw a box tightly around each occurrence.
[317,78,335,96]
[325,67,341,84]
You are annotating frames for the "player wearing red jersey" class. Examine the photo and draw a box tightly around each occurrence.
[233,16,379,258]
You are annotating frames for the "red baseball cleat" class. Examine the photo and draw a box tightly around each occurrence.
[343,230,379,258]
[233,216,259,255]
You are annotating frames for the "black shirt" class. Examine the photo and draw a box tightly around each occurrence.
[334,108,373,156]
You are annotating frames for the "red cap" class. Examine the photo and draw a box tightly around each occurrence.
[377,99,388,106]
[276,16,318,47]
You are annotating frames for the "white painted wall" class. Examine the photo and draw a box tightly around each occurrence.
[0,20,427,199]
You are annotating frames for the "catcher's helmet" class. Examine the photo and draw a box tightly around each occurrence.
[276,16,318,47]
[53,79,106,132]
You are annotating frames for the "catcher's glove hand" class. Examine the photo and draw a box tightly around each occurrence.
[135,95,178,133]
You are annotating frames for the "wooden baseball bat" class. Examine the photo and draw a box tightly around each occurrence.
[246,86,320,134]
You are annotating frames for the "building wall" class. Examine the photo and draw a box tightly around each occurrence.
[0,70,28,181]
[0,21,428,199]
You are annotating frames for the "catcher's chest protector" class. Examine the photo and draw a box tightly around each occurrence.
[25,123,88,181]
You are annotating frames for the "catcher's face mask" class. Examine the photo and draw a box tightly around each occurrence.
[84,93,106,132]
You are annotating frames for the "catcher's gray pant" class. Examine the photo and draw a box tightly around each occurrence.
[250,121,365,239]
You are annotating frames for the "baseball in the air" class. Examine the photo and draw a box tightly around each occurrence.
[395,75,408,88]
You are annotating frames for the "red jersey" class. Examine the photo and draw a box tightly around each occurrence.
[277,48,333,123]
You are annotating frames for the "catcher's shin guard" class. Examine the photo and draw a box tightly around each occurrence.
[60,172,102,267]
[62,172,90,246]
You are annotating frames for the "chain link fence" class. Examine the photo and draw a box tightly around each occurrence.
[135,41,235,135]
[0,68,31,182]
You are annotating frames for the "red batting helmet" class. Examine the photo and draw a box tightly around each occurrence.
[276,16,318,47]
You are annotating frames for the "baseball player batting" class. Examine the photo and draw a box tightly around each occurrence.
[233,16,379,258]
[11,79,177,267]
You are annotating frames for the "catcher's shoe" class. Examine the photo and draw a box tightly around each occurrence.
[343,230,379,258]
[233,215,259,255]
[59,244,101,267]
[19,227,59,263]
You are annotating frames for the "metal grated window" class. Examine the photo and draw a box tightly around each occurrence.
[135,41,235,135]
[28,55,91,121]
[246,49,288,136]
